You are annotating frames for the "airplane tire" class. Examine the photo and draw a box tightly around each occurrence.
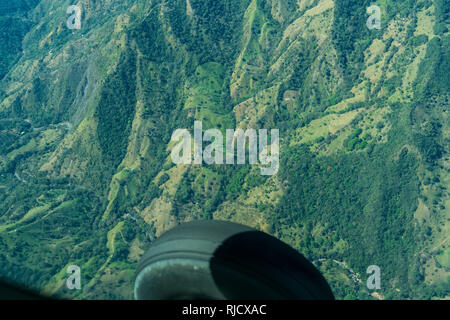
[134,220,334,300]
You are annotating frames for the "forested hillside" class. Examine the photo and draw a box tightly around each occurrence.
[0,0,448,299]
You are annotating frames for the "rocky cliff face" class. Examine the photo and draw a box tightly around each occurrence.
[0,0,448,299]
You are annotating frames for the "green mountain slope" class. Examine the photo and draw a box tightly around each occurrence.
[0,0,448,299]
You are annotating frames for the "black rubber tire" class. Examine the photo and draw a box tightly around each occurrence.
[134,220,334,300]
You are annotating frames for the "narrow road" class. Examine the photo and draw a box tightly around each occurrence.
[14,171,27,183]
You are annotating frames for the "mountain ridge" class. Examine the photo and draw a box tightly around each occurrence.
[0,0,448,299]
